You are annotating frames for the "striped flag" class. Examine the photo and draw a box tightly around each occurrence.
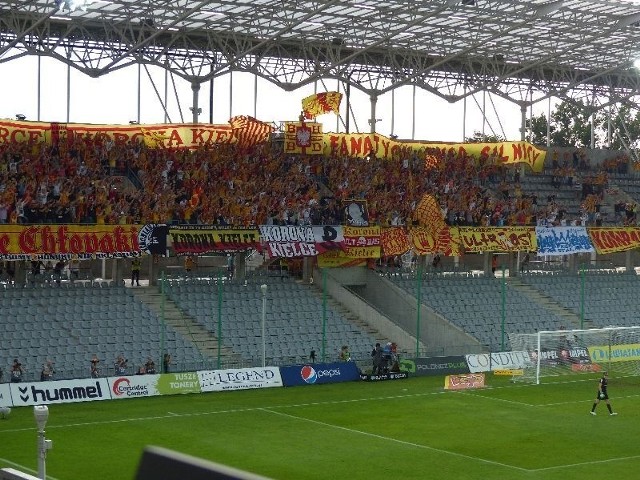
[228,115,274,150]
[301,91,342,119]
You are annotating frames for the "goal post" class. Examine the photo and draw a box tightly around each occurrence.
[508,326,640,384]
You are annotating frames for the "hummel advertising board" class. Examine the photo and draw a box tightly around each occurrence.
[0,384,12,407]
[10,378,111,406]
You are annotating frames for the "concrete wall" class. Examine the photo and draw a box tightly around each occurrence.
[314,267,419,353]
[318,267,483,356]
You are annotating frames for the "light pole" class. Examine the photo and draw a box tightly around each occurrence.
[260,284,268,367]
[34,405,52,480]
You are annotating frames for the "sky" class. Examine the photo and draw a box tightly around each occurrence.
[0,50,552,143]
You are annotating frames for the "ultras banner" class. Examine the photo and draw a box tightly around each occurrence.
[0,224,151,259]
[323,134,546,172]
[380,226,411,257]
[588,227,640,254]
[457,226,537,253]
[0,120,264,149]
[170,226,261,254]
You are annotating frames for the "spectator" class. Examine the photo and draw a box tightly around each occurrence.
[69,256,81,280]
[131,256,141,286]
[226,254,235,280]
[339,345,351,362]
[90,354,100,378]
[371,343,384,375]
[40,360,55,381]
[53,259,65,285]
[163,353,172,373]
[520,253,531,273]
[145,357,156,374]
[114,355,128,375]
[10,359,24,383]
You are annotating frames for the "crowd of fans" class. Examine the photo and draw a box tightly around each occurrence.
[1,135,639,229]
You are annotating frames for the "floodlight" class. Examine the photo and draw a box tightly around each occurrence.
[33,406,48,432]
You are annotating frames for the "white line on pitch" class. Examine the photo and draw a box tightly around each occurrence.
[259,408,529,472]
[531,454,640,472]
[0,391,451,434]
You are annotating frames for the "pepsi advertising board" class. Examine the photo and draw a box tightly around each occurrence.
[280,362,361,387]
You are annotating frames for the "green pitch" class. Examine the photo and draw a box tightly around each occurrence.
[0,374,638,480]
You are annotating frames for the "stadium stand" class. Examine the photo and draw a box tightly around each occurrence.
[4,139,640,379]
[386,271,570,352]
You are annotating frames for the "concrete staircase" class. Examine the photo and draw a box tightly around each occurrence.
[130,286,240,364]
[507,277,593,329]
[308,284,389,346]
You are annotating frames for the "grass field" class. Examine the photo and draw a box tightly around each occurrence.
[0,373,638,480]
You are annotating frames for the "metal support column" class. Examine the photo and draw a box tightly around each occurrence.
[191,82,201,124]
[369,94,378,134]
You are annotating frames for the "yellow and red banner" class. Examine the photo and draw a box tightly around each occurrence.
[302,91,342,119]
[381,227,411,257]
[0,225,142,259]
[283,121,324,155]
[317,225,380,267]
[0,120,270,149]
[324,134,546,172]
[316,249,368,268]
[1,120,546,171]
[410,226,461,256]
[458,227,537,253]
[343,226,381,259]
[588,227,640,254]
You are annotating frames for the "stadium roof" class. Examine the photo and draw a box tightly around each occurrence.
[3,0,640,111]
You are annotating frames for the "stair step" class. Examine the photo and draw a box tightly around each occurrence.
[130,287,240,363]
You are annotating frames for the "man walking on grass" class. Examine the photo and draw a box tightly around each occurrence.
[590,371,617,416]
